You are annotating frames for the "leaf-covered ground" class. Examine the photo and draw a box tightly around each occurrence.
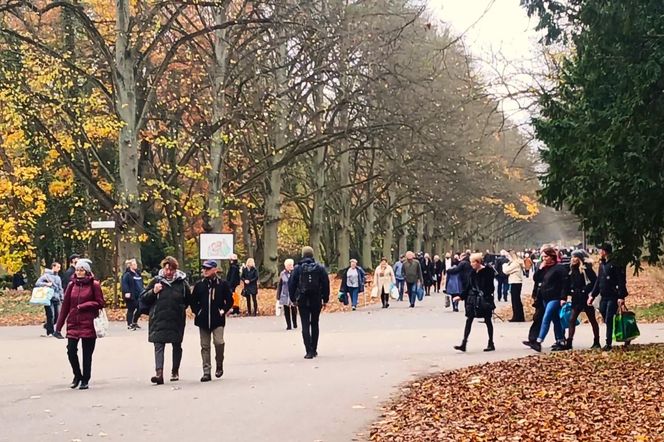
[370,344,664,442]
[0,275,379,326]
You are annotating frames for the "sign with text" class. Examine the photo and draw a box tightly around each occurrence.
[91,220,116,229]
[199,233,234,260]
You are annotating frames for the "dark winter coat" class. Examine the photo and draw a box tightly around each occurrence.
[62,266,76,290]
[462,266,496,318]
[191,276,233,331]
[447,257,473,295]
[566,262,597,307]
[421,259,434,286]
[226,262,241,291]
[141,270,191,343]
[121,269,144,302]
[433,260,444,278]
[339,266,366,293]
[590,259,628,300]
[240,266,259,296]
[494,256,508,279]
[532,264,567,303]
[288,257,330,306]
[56,275,105,339]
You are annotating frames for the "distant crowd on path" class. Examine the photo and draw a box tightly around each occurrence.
[35,241,629,390]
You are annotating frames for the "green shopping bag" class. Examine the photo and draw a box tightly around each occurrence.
[613,310,640,342]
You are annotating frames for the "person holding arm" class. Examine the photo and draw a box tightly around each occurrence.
[141,256,192,384]
[55,259,104,390]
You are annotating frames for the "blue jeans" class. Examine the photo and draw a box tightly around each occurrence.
[538,300,564,342]
[396,279,405,301]
[407,282,418,307]
[496,277,509,301]
[348,287,360,307]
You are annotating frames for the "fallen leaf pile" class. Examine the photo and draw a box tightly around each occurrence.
[369,344,664,441]
[0,274,380,326]
[497,264,664,323]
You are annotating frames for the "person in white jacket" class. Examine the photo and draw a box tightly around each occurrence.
[373,258,396,309]
[502,250,525,322]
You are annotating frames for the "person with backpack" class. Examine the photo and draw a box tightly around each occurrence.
[339,259,366,311]
[288,246,330,359]
[190,260,233,382]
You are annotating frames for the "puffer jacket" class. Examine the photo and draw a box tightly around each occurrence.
[56,275,105,339]
[141,269,191,343]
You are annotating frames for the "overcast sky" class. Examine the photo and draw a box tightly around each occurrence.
[426,0,545,125]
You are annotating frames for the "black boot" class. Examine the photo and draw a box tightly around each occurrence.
[590,339,601,349]
[483,341,495,352]
[151,369,164,385]
[454,341,467,352]
[215,344,225,378]
[70,377,82,389]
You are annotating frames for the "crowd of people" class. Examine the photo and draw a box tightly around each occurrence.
[35,241,629,389]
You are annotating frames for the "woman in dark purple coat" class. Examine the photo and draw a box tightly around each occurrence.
[55,259,105,390]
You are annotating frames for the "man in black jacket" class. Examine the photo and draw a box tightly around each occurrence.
[288,246,330,359]
[191,260,234,382]
[589,243,628,351]
[62,254,80,289]
[494,251,509,302]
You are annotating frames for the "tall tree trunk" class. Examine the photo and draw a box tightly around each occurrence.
[382,188,395,261]
[241,208,253,259]
[424,211,434,255]
[362,199,375,269]
[415,205,424,252]
[310,84,327,259]
[205,3,231,233]
[115,0,142,263]
[398,200,409,254]
[262,27,287,286]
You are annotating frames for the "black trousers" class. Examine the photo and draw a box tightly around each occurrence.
[44,302,59,335]
[246,294,258,316]
[284,305,298,329]
[599,298,619,346]
[510,284,525,321]
[435,274,443,292]
[125,300,137,326]
[528,298,545,343]
[463,315,494,342]
[154,342,183,373]
[67,337,96,382]
[380,288,390,307]
[299,303,322,354]
[568,304,600,344]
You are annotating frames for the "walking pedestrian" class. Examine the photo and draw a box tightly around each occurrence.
[446,252,473,312]
[421,253,434,296]
[433,255,444,294]
[373,258,396,308]
[402,251,423,308]
[61,254,79,289]
[54,259,104,389]
[191,260,233,382]
[121,258,145,330]
[340,259,366,311]
[240,258,259,316]
[503,250,525,322]
[141,256,192,384]
[562,250,600,350]
[35,262,64,338]
[226,254,241,315]
[288,246,330,359]
[494,250,509,302]
[527,247,567,352]
[277,259,298,330]
[393,255,405,301]
[589,243,628,351]
[453,253,496,352]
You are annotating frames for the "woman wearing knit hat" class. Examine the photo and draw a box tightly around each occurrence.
[561,250,600,350]
[55,258,105,390]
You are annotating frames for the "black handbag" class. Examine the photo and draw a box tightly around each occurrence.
[469,287,493,318]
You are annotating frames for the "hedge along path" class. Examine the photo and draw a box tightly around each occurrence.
[370,344,664,442]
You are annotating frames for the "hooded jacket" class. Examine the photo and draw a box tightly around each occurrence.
[141,269,191,343]
[35,269,64,302]
[56,275,105,339]
[191,275,233,331]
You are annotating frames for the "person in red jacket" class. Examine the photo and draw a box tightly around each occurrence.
[55,259,105,390]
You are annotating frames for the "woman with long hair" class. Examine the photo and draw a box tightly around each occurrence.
[241,258,259,316]
[277,259,297,329]
[502,250,525,322]
[373,258,396,308]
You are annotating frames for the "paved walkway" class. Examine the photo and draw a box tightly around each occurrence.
[1,288,663,442]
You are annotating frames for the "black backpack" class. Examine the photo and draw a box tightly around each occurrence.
[298,262,321,300]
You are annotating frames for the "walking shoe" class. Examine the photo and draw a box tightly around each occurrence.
[304,353,314,359]
[151,369,164,385]
[52,331,64,339]
[550,342,566,351]
[78,382,89,390]
[132,323,141,329]
[453,342,467,352]
[286,326,292,330]
[352,306,356,311]
[170,372,179,382]
[215,366,224,378]
[528,341,542,352]
[127,325,133,330]
[602,344,613,352]
[70,377,82,389]
[483,341,495,352]
[522,340,533,347]
[590,342,601,349]
[200,374,212,382]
